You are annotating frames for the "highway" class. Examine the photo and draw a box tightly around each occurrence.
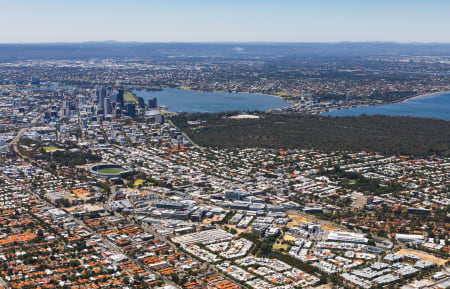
[9,112,42,158]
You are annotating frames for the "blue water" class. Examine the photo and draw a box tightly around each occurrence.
[323,92,450,120]
[133,88,292,113]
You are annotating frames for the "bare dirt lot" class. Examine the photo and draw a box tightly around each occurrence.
[288,214,339,231]
[396,249,447,266]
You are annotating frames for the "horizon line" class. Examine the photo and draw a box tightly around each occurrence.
[1,40,450,45]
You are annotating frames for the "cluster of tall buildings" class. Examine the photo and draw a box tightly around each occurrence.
[92,86,158,119]
[95,86,126,117]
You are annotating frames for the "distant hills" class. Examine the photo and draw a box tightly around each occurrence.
[0,42,450,61]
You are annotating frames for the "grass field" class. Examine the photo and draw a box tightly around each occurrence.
[97,168,125,174]
[273,243,290,251]
[134,179,145,187]
[275,92,292,97]
[124,92,138,103]
[43,146,58,152]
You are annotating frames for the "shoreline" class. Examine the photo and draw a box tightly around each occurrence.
[174,86,449,113]
[400,91,449,103]
[134,86,294,112]
[20,84,448,115]
[322,90,449,114]
[175,86,293,102]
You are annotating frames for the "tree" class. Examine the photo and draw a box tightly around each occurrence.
[171,273,180,284]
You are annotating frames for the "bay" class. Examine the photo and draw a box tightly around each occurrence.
[323,92,450,120]
[133,88,292,113]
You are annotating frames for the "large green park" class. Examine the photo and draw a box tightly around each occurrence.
[124,92,138,104]
[97,168,126,174]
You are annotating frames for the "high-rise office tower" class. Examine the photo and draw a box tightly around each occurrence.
[96,86,107,109]
[126,102,136,118]
[117,87,124,108]
[148,97,157,108]
[137,97,145,109]
[31,77,40,85]
[104,97,112,115]
[113,107,122,118]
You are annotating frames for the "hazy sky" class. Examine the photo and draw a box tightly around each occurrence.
[1,0,449,43]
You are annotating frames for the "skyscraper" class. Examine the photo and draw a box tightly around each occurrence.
[137,97,145,109]
[97,86,107,109]
[113,106,121,118]
[126,102,136,118]
[110,91,118,103]
[117,87,124,108]
[148,97,157,108]
[104,97,112,115]
[30,77,40,85]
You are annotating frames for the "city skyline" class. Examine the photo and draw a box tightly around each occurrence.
[1,0,450,43]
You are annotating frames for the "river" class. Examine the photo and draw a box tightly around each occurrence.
[323,92,450,120]
[133,88,292,113]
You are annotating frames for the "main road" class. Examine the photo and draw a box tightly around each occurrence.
[10,112,43,158]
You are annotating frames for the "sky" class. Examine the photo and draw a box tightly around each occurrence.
[0,0,449,43]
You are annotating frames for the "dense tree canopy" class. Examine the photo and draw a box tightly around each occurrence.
[172,113,450,157]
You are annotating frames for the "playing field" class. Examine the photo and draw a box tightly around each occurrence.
[43,146,58,152]
[273,243,290,251]
[124,93,138,103]
[97,168,125,174]
[134,179,145,187]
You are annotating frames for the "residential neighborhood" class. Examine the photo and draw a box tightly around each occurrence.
[0,82,447,289]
